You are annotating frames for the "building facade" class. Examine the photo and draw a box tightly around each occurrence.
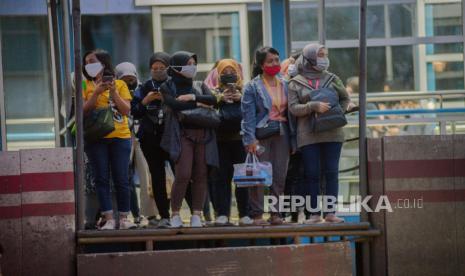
[0,0,463,151]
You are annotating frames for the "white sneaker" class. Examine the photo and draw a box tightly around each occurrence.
[99,219,116,230]
[157,218,171,228]
[170,215,183,228]
[239,216,254,226]
[304,215,324,224]
[297,209,306,224]
[215,215,229,226]
[119,218,137,229]
[190,214,203,227]
[324,214,345,223]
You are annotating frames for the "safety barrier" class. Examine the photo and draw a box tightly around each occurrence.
[0,148,75,276]
[368,135,465,275]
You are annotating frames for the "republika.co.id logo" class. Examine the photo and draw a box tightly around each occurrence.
[264,195,423,213]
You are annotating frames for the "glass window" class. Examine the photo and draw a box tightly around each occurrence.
[325,5,359,40]
[389,3,414,37]
[427,61,464,91]
[247,9,263,78]
[248,9,263,57]
[161,12,242,67]
[289,1,318,42]
[0,16,55,149]
[425,2,462,36]
[82,14,154,80]
[427,42,463,55]
[329,45,414,93]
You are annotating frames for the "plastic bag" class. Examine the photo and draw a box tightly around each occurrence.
[233,153,272,187]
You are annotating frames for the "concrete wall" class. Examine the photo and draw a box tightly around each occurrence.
[0,148,75,276]
[78,242,353,276]
[368,135,465,276]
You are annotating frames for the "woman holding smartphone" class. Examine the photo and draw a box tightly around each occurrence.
[83,49,136,230]
[209,59,252,226]
[131,52,172,228]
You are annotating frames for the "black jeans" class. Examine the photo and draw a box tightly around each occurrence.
[209,140,249,218]
[140,132,171,219]
[284,151,305,221]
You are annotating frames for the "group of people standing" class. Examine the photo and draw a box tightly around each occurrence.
[81,42,349,230]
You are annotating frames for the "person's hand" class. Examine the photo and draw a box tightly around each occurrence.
[94,81,109,95]
[142,91,162,105]
[196,102,212,108]
[231,91,242,102]
[245,141,259,154]
[177,94,195,102]
[108,81,116,95]
[222,93,233,103]
[315,102,330,113]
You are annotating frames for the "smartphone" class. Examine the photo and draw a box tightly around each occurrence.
[227,83,236,91]
[102,75,114,83]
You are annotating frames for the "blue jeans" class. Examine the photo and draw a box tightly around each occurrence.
[301,142,343,215]
[85,138,132,215]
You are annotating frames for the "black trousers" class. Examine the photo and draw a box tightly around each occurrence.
[140,133,171,219]
[209,140,249,218]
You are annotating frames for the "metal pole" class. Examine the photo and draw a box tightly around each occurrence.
[0,25,6,150]
[318,0,326,45]
[62,0,74,147]
[359,0,370,275]
[262,0,272,46]
[72,0,85,231]
[48,0,62,147]
[462,0,465,85]
[284,0,291,56]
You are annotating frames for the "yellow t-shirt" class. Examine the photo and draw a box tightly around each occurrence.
[83,79,132,139]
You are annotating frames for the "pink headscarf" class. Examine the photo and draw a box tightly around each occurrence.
[204,68,219,90]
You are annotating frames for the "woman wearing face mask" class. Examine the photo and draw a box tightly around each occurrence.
[160,51,218,228]
[288,44,350,224]
[241,47,296,225]
[209,59,252,226]
[131,52,172,228]
[82,49,136,230]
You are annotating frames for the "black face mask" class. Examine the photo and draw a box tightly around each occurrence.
[220,73,238,85]
[127,82,138,91]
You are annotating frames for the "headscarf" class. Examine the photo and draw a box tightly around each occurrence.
[215,59,243,89]
[149,52,170,68]
[296,43,325,79]
[169,51,197,90]
[204,68,218,90]
[115,62,138,80]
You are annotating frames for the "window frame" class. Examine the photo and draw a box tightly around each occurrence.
[152,4,251,81]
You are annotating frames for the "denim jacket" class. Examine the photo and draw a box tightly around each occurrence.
[241,75,297,151]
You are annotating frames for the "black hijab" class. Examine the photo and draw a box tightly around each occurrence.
[169,51,197,92]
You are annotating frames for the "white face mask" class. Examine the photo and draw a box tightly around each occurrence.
[175,65,197,79]
[85,62,104,78]
[313,57,330,72]
[288,64,298,77]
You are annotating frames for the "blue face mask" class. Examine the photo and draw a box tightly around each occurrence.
[314,57,330,72]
